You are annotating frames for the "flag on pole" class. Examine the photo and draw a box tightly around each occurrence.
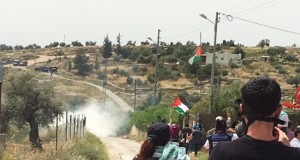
[172,96,190,115]
[188,45,202,65]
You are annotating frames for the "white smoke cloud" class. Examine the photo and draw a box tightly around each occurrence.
[67,99,130,137]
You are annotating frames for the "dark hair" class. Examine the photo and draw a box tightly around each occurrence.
[241,77,281,116]
[215,119,227,132]
[135,140,156,160]
[294,126,300,137]
[185,124,189,127]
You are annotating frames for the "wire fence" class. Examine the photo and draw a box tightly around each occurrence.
[54,111,87,150]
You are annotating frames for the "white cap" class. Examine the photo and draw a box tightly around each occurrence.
[215,116,223,121]
[277,111,289,128]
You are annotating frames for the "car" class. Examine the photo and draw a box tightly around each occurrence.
[13,60,20,66]
[19,61,28,66]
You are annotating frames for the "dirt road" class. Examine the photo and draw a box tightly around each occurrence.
[100,137,140,160]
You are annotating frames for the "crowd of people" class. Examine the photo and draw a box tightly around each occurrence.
[134,77,300,160]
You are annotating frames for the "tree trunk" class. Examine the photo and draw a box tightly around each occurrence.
[26,115,42,149]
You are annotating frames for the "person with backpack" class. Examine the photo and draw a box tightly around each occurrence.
[203,116,238,156]
[134,122,190,160]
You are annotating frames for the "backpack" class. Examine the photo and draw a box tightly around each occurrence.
[208,133,233,155]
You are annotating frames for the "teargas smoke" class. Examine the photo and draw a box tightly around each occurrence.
[71,99,129,137]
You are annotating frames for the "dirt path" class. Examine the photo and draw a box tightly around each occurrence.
[100,137,140,160]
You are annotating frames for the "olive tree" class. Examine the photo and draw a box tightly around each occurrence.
[3,71,62,149]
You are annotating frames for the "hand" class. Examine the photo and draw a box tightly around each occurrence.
[274,127,290,147]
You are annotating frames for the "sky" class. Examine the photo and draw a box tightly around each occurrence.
[0,0,299,47]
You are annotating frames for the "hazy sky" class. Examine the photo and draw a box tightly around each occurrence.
[1,0,299,47]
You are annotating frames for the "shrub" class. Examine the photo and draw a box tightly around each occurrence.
[126,76,133,85]
[118,69,129,77]
[222,70,228,76]
[97,72,106,80]
[113,56,121,62]
[135,78,143,86]
[112,67,119,74]
[132,65,139,73]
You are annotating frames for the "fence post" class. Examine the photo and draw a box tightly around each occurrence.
[76,115,79,141]
[83,116,86,137]
[73,116,76,140]
[69,115,72,139]
[55,110,58,151]
[65,111,68,141]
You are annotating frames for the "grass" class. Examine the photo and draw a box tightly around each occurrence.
[2,131,108,160]
[190,151,209,160]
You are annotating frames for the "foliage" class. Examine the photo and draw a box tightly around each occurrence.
[97,71,107,80]
[73,50,93,75]
[257,39,270,49]
[284,54,298,64]
[116,33,122,56]
[85,41,96,46]
[102,35,112,59]
[196,64,220,80]
[266,46,286,57]
[70,132,109,160]
[232,46,246,59]
[3,71,63,128]
[126,76,133,85]
[287,76,300,88]
[71,41,83,47]
[214,80,244,112]
[131,105,176,131]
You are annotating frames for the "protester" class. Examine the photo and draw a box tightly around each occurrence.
[189,127,202,156]
[169,112,180,145]
[290,126,300,148]
[277,110,289,134]
[287,121,295,141]
[134,122,190,160]
[181,123,192,154]
[210,77,300,160]
[203,116,238,156]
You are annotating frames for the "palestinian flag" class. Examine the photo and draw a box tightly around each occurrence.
[172,96,190,115]
[188,45,202,65]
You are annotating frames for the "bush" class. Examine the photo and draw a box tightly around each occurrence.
[112,67,119,74]
[222,70,228,76]
[126,76,133,85]
[118,69,129,77]
[97,72,107,80]
[113,56,121,62]
[132,65,139,73]
[135,78,143,86]
[70,133,109,160]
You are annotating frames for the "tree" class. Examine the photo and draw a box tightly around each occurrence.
[71,41,83,47]
[4,71,62,149]
[102,35,112,59]
[232,46,246,59]
[116,33,122,56]
[59,42,66,47]
[257,39,270,49]
[73,50,93,75]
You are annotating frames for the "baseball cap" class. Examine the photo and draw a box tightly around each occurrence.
[147,122,170,146]
[277,111,289,128]
[215,116,223,121]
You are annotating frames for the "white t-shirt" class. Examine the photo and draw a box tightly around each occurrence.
[290,138,300,148]
[203,133,239,150]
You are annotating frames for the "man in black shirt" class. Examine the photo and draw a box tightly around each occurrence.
[210,77,300,160]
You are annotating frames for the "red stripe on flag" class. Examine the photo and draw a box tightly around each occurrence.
[172,97,181,108]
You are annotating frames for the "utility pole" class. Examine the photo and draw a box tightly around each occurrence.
[209,12,219,114]
[153,29,160,106]
[134,79,137,111]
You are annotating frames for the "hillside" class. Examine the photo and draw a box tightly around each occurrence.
[1,45,299,107]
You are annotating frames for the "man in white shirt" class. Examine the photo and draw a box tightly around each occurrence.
[290,126,300,148]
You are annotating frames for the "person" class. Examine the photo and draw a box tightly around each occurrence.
[180,123,192,153]
[210,77,300,160]
[134,122,190,160]
[203,116,238,156]
[290,126,300,148]
[277,110,289,134]
[190,127,202,156]
[287,121,295,141]
[168,112,180,145]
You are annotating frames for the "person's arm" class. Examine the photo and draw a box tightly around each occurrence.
[275,127,290,147]
[201,139,210,153]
